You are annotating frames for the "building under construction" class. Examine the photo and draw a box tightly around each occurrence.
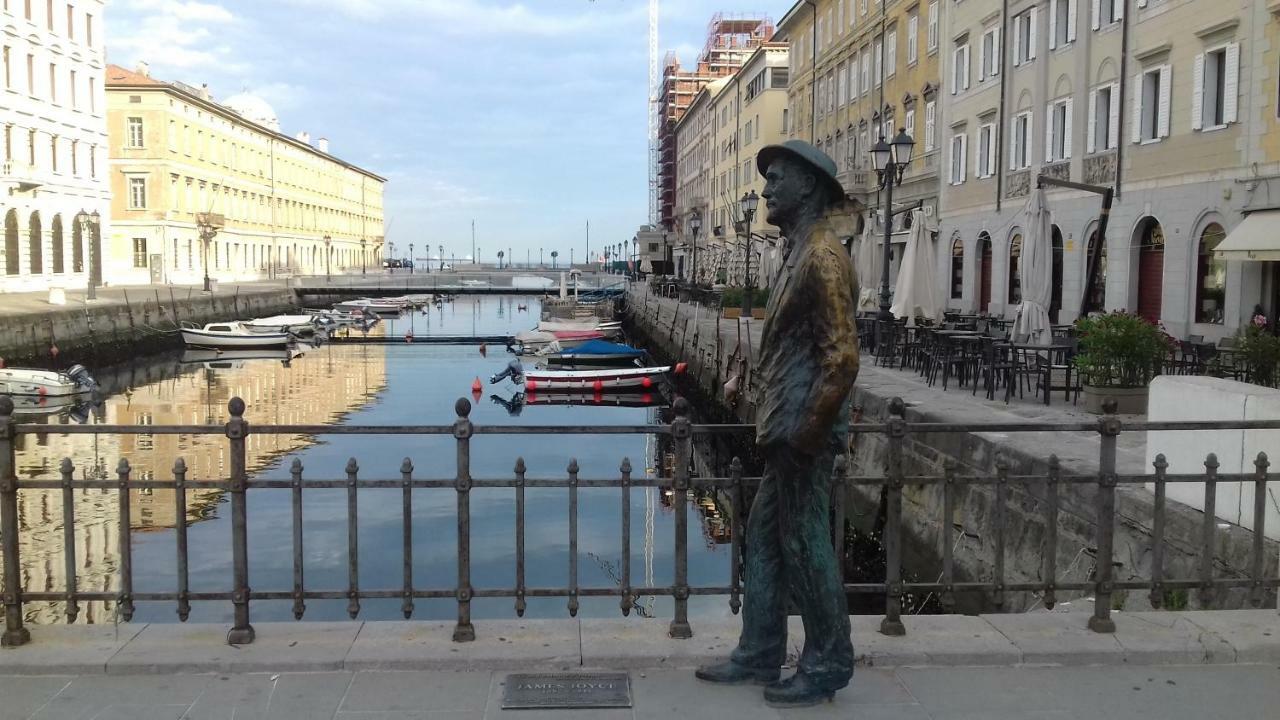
[656,13,773,233]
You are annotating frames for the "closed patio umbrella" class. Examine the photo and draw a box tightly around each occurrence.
[890,209,941,326]
[855,222,881,312]
[1013,188,1054,345]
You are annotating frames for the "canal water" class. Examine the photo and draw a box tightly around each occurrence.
[7,295,736,626]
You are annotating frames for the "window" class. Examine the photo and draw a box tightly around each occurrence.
[127,117,144,147]
[1050,0,1077,49]
[980,27,1000,81]
[925,100,936,151]
[905,108,916,139]
[847,57,858,99]
[66,4,73,39]
[69,68,75,108]
[1132,65,1171,143]
[27,129,34,165]
[837,63,847,107]
[1008,234,1023,303]
[89,143,94,177]
[951,238,964,299]
[1195,223,1226,324]
[128,176,147,209]
[49,135,56,172]
[1088,82,1120,152]
[26,53,34,96]
[2,46,9,90]
[85,13,93,46]
[951,42,970,93]
[24,0,32,20]
[977,123,996,177]
[1046,98,1072,161]
[88,75,94,112]
[908,13,919,64]
[886,30,897,78]
[950,131,968,185]
[1092,0,1122,29]
[1011,111,1032,169]
[45,0,52,30]
[132,238,148,269]
[928,1,939,51]
[1193,44,1239,130]
[1013,8,1038,66]
[861,50,870,95]
[874,38,883,87]
[47,62,55,103]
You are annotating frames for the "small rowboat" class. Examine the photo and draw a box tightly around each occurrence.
[508,329,605,355]
[0,365,98,398]
[181,321,294,349]
[335,298,408,314]
[242,315,318,334]
[490,359,685,392]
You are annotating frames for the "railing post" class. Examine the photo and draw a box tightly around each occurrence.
[60,458,80,623]
[1043,455,1060,610]
[116,459,134,622]
[453,398,475,642]
[668,397,693,639]
[1199,452,1220,609]
[729,456,743,615]
[346,457,361,619]
[173,458,190,622]
[1089,399,1120,633]
[225,397,254,645]
[567,458,580,618]
[1148,454,1168,609]
[401,457,415,619]
[0,397,30,647]
[1250,452,1270,608]
[881,397,907,636]
[515,457,527,617]
[291,458,306,620]
[619,457,633,616]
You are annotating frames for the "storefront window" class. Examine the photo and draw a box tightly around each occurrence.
[1195,223,1226,324]
[1008,234,1023,304]
[950,237,963,299]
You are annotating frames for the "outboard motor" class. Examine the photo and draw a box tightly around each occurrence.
[65,364,99,393]
[489,360,525,385]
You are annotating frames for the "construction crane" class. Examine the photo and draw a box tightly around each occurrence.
[648,0,659,227]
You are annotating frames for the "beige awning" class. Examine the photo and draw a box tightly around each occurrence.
[1216,210,1280,261]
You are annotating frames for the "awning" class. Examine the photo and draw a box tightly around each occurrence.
[1216,210,1280,261]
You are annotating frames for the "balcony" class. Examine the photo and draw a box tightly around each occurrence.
[1,160,43,193]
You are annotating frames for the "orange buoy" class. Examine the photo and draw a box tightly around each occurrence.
[593,379,604,392]
[526,379,538,391]
[674,362,687,374]
[471,377,483,392]
[641,376,653,389]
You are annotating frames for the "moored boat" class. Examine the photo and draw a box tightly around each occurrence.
[0,365,99,398]
[489,359,685,391]
[537,339,645,368]
[180,321,295,349]
[242,314,318,334]
[507,329,606,355]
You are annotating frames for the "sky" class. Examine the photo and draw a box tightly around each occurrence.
[105,0,793,264]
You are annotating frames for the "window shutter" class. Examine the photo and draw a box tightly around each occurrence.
[963,46,971,90]
[1091,0,1101,31]
[908,16,918,62]
[1114,0,1123,21]
[1024,113,1034,166]
[906,109,915,137]
[1224,42,1240,124]
[1067,0,1078,42]
[887,31,896,76]
[1191,53,1204,131]
[1049,0,1058,50]
[1045,103,1055,162]
[1088,90,1098,152]
[979,36,988,82]
[1029,8,1038,59]
[926,101,936,150]
[992,28,1001,76]
[1132,72,1144,142]
[1063,97,1073,158]
[1158,64,1171,138]
[1108,81,1120,148]
[952,49,959,94]
[987,126,997,175]
[960,133,968,183]
[1013,19,1023,66]
[1010,117,1020,169]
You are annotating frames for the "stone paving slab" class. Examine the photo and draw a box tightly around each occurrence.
[981,611,1126,665]
[856,614,1023,666]
[344,620,580,672]
[104,621,362,675]
[1111,610,1238,664]
[1176,609,1280,662]
[0,623,146,675]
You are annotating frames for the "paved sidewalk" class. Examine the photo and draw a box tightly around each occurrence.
[1,663,1276,719]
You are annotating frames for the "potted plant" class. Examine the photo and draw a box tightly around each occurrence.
[1237,313,1280,388]
[1073,311,1175,414]
[720,288,769,319]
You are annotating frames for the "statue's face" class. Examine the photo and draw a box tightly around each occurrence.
[762,156,818,228]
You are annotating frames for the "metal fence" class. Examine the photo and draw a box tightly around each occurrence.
[1,394,1277,648]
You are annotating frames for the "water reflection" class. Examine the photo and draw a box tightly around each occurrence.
[7,296,735,626]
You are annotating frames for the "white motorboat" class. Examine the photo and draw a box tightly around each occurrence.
[242,314,317,334]
[490,359,686,391]
[335,298,408,314]
[180,321,294,349]
[537,320,623,338]
[507,329,605,355]
[0,365,99,399]
[180,348,304,365]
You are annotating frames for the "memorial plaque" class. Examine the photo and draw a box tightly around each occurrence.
[501,672,632,710]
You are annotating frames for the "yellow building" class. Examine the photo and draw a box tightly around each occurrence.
[4,343,388,624]
[105,63,386,286]
[778,0,944,248]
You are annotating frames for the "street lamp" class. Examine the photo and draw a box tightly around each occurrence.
[439,244,445,271]
[739,190,760,315]
[323,235,332,281]
[539,247,544,267]
[361,237,366,275]
[551,250,558,269]
[869,128,916,326]
[689,212,702,286]
[409,243,415,275]
[76,210,99,300]
[196,213,220,293]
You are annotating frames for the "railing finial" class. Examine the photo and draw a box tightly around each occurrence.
[61,457,75,475]
[1101,398,1118,416]
[400,457,414,474]
[455,397,472,418]
[116,458,131,475]
[228,397,246,417]
[673,395,690,416]
[888,396,906,418]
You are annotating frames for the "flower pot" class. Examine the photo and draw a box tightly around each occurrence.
[722,308,765,320]
[1082,385,1149,415]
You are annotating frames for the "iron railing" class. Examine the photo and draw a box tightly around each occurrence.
[1,394,1277,648]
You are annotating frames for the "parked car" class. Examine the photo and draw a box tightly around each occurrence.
[383,259,403,269]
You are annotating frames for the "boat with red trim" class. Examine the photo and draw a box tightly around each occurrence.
[489,359,685,392]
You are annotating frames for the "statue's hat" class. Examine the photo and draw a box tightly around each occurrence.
[756,140,845,203]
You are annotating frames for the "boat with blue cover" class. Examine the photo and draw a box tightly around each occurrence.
[538,338,646,367]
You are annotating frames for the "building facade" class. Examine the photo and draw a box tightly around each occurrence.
[106,64,385,286]
[1,0,109,293]
[937,0,1280,339]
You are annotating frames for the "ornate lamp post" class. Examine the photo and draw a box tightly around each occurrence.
[739,190,760,315]
[551,250,558,269]
[539,247,544,267]
[361,237,367,275]
[76,210,99,300]
[689,211,702,286]
[387,241,396,272]
[869,128,916,325]
[323,235,332,281]
[439,244,444,271]
[196,213,219,292]
[408,243,415,275]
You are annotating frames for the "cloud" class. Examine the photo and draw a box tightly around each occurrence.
[109,0,244,72]
[280,0,645,37]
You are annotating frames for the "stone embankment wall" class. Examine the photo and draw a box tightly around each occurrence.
[624,288,1278,612]
[0,287,297,366]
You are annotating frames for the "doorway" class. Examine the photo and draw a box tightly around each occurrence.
[1135,218,1165,325]
[1050,225,1064,323]
[979,232,993,312]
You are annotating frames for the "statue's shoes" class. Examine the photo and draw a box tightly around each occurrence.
[763,672,840,707]
[693,660,780,686]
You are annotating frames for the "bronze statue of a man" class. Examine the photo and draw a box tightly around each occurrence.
[695,140,858,707]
